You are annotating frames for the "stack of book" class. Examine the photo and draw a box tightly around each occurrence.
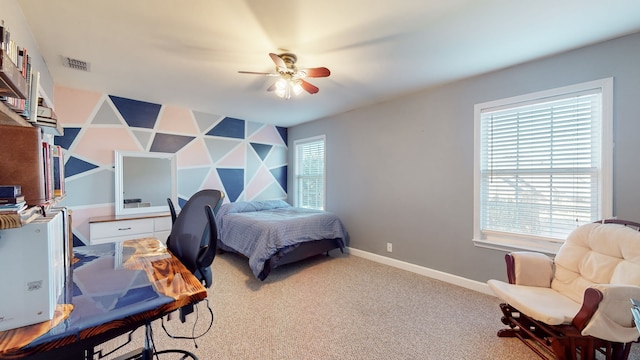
[36,104,57,126]
[35,103,63,136]
[0,185,39,229]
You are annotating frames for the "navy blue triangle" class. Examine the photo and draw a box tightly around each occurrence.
[54,127,81,150]
[109,95,161,129]
[206,117,245,139]
[270,165,287,193]
[149,133,195,153]
[65,156,99,177]
[217,168,244,202]
[72,233,86,247]
[250,143,272,161]
[276,126,288,145]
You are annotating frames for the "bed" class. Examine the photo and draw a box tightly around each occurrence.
[215,199,347,280]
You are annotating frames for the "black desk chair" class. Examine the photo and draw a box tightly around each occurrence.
[167,196,177,224]
[114,191,223,360]
[166,189,225,269]
[167,189,224,288]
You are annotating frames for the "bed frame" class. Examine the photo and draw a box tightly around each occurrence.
[219,238,344,280]
[259,238,344,280]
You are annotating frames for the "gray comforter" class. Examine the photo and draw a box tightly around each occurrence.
[216,200,346,278]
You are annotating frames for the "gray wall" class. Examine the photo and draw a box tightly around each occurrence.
[287,31,640,283]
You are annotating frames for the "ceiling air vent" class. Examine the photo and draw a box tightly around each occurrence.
[62,56,90,72]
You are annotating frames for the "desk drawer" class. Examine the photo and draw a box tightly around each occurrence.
[90,219,154,240]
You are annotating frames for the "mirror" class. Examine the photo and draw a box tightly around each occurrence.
[114,150,177,216]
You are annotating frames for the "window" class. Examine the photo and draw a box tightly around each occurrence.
[294,135,326,210]
[473,78,613,253]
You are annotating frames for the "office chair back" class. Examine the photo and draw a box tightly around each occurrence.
[167,189,224,288]
[167,196,177,224]
[167,190,225,224]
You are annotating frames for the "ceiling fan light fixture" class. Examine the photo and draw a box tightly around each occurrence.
[274,78,289,99]
[292,80,304,96]
[239,52,330,99]
[274,78,304,100]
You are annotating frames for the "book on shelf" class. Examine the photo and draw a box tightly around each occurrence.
[37,105,57,119]
[0,201,27,213]
[0,205,42,229]
[36,116,58,125]
[27,70,39,121]
[0,184,21,198]
[0,195,25,204]
[52,145,65,197]
[42,141,53,201]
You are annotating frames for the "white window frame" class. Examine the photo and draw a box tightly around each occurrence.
[294,135,326,210]
[473,78,613,254]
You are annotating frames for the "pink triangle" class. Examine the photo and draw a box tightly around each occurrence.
[248,125,286,145]
[202,172,226,203]
[74,128,140,165]
[217,143,246,167]
[55,85,102,126]
[156,106,199,134]
[177,138,212,167]
[245,165,273,200]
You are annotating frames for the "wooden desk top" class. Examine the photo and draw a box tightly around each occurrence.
[0,238,207,358]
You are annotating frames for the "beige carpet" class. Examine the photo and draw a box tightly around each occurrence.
[97,251,639,359]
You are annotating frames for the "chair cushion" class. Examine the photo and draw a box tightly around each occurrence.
[512,251,554,287]
[552,223,640,303]
[582,284,640,342]
[488,279,581,325]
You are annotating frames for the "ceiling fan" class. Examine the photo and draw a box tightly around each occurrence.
[238,53,330,99]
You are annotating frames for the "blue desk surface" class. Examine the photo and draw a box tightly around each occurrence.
[0,238,207,358]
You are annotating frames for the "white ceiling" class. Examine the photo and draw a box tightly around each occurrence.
[16,0,640,127]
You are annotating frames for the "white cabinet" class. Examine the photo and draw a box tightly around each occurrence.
[0,209,70,331]
[89,212,172,245]
[153,215,172,244]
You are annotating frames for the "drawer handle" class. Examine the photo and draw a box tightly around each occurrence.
[118,227,132,231]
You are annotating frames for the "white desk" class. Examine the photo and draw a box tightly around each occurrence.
[89,212,171,245]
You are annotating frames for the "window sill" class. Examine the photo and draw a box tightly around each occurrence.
[472,237,561,255]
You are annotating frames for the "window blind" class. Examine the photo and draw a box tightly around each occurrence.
[479,90,602,240]
[296,138,325,210]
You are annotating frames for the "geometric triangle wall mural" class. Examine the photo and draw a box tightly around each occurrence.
[109,95,161,129]
[54,127,81,150]
[276,126,288,145]
[207,117,245,139]
[270,165,287,193]
[250,142,272,161]
[65,156,99,177]
[217,168,244,202]
[55,88,288,245]
[149,133,196,153]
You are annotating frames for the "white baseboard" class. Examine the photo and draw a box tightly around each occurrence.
[346,247,494,296]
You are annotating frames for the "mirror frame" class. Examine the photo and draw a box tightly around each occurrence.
[114,150,177,216]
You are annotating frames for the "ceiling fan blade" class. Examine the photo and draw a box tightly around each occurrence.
[299,79,319,94]
[238,71,279,76]
[269,53,286,69]
[266,82,277,92]
[299,67,331,78]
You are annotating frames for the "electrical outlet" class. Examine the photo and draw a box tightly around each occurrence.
[387,242,393,252]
